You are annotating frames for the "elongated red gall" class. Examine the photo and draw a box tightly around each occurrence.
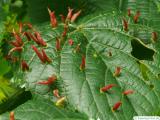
[100,84,116,93]
[34,32,47,46]
[113,67,121,76]
[18,22,23,33]
[12,29,23,46]
[123,90,134,95]
[59,14,65,23]
[56,38,61,51]
[128,9,131,16]
[71,10,81,22]
[48,8,58,28]
[123,18,128,31]
[10,111,15,120]
[42,49,52,63]
[67,7,73,20]
[21,60,29,71]
[31,45,45,63]
[134,11,140,23]
[152,32,158,42]
[112,101,122,111]
[23,32,31,41]
[80,55,85,70]
[8,47,23,55]
[37,75,57,85]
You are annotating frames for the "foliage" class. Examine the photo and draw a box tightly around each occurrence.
[0,0,160,120]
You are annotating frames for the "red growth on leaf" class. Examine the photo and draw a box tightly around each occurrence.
[29,33,39,44]
[31,45,45,63]
[123,18,128,31]
[152,32,158,42]
[24,23,33,29]
[42,49,52,63]
[37,75,57,85]
[62,25,68,37]
[18,22,23,33]
[10,111,15,120]
[59,14,66,23]
[71,10,81,22]
[112,101,122,111]
[68,39,74,46]
[80,55,85,70]
[23,32,31,41]
[114,67,121,76]
[10,41,20,47]
[21,60,29,71]
[56,38,61,51]
[8,47,23,55]
[12,29,23,46]
[100,84,116,92]
[67,7,73,20]
[34,32,47,46]
[134,11,140,23]
[123,90,134,95]
[48,8,58,28]
[53,89,60,98]
[128,8,131,16]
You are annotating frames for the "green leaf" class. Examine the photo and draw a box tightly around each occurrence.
[0,95,88,120]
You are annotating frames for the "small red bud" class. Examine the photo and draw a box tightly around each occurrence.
[48,8,58,28]
[71,10,81,22]
[112,101,122,111]
[123,90,134,95]
[10,111,15,120]
[100,84,116,93]
[68,39,74,46]
[114,67,121,76]
[21,60,29,71]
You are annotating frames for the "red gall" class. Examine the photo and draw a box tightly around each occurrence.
[112,101,122,111]
[42,49,52,63]
[8,47,23,55]
[100,84,116,93]
[123,90,134,95]
[48,8,58,28]
[59,14,65,23]
[80,55,85,70]
[71,10,81,22]
[114,67,121,76]
[123,18,128,31]
[10,111,15,120]
[67,7,73,20]
[68,39,74,46]
[21,60,29,71]
[34,32,47,46]
[152,32,158,42]
[56,38,61,51]
[37,75,57,85]
[128,8,131,16]
[53,89,60,98]
[134,11,140,23]
[12,29,23,46]
[18,22,23,33]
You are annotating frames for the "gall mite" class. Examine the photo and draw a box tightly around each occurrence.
[123,90,134,95]
[10,111,15,120]
[37,75,57,85]
[152,32,158,42]
[31,45,45,63]
[66,7,73,20]
[56,96,66,107]
[112,101,122,111]
[113,67,121,76]
[42,49,52,63]
[21,60,29,71]
[122,18,128,31]
[53,89,60,98]
[71,10,82,22]
[59,14,65,23]
[68,39,74,46]
[134,11,140,23]
[56,38,61,51]
[100,84,116,93]
[128,8,131,16]
[48,8,58,28]
[80,55,85,70]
